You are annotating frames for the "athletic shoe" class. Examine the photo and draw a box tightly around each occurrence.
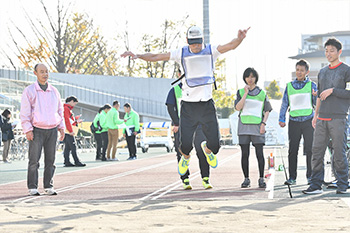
[64,162,75,167]
[258,178,266,188]
[101,157,107,161]
[95,157,101,160]
[284,179,296,185]
[201,141,218,168]
[3,160,11,163]
[183,178,192,190]
[28,189,40,196]
[202,177,213,189]
[44,188,57,195]
[127,157,134,160]
[241,178,251,188]
[178,156,190,176]
[302,187,323,194]
[336,190,348,194]
[111,158,119,161]
[75,162,86,167]
[132,156,137,160]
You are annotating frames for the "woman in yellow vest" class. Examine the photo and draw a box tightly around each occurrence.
[235,68,272,188]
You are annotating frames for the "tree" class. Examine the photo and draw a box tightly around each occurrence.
[266,80,283,100]
[212,58,236,118]
[132,17,189,78]
[4,0,122,75]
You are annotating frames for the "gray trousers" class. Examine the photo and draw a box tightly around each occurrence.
[27,127,58,189]
[310,119,349,191]
[2,140,11,161]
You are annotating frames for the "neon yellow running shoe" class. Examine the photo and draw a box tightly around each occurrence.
[183,178,192,190]
[178,156,190,176]
[201,141,218,168]
[202,177,213,189]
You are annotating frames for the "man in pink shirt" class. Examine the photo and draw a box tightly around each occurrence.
[20,63,65,196]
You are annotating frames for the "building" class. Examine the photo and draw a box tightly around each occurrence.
[289,31,350,82]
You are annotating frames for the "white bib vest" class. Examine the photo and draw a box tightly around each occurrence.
[181,44,215,87]
[287,82,313,117]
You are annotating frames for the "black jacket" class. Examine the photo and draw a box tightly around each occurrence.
[1,117,14,142]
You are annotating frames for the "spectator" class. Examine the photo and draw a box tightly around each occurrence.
[106,100,124,161]
[63,96,85,167]
[123,103,140,160]
[1,109,15,163]
[99,104,112,161]
[20,63,65,196]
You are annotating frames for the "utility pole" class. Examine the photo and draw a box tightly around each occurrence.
[203,0,210,44]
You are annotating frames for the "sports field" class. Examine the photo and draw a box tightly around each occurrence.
[0,146,349,232]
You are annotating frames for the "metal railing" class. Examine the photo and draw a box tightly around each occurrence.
[0,68,169,119]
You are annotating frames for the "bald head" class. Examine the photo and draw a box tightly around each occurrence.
[34,63,49,85]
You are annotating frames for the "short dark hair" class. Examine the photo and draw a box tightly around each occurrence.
[103,104,112,110]
[34,64,39,72]
[124,103,131,108]
[98,107,103,113]
[1,109,11,118]
[65,95,78,103]
[324,37,342,51]
[243,67,259,84]
[113,100,119,106]
[296,59,310,72]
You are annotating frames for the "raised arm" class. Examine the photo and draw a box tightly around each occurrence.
[121,51,170,62]
[217,27,250,54]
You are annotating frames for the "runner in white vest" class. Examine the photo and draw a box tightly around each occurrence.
[121,25,249,177]
[235,68,272,189]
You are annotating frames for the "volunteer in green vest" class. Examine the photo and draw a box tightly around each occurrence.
[123,103,140,160]
[93,108,103,160]
[165,79,212,190]
[99,104,112,161]
[106,100,124,161]
[279,59,317,185]
[235,67,272,189]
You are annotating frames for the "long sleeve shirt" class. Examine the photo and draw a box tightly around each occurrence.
[99,110,109,133]
[279,77,317,123]
[123,110,140,134]
[64,103,78,133]
[20,81,64,134]
[106,107,124,129]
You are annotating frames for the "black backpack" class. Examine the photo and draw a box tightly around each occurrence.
[90,121,102,133]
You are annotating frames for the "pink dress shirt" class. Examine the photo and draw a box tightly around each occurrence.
[20,81,64,134]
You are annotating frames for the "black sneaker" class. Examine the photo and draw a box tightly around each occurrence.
[258,178,266,188]
[101,157,107,161]
[284,179,296,185]
[64,163,75,167]
[302,187,323,194]
[127,157,134,160]
[75,163,86,167]
[241,178,251,188]
[336,190,348,194]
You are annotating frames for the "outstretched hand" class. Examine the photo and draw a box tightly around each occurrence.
[238,27,250,40]
[120,51,139,60]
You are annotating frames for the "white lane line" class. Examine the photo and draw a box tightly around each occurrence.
[14,159,175,203]
[145,152,240,201]
[0,153,172,187]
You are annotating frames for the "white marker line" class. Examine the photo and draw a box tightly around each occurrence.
[14,159,175,203]
[146,152,240,201]
[0,153,171,187]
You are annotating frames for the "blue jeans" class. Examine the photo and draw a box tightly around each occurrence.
[310,119,349,191]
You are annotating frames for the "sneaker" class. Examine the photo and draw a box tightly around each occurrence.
[202,177,213,189]
[3,160,11,164]
[44,188,57,195]
[284,179,296,185]
[336,190,348,194]
[178,156,190,176]
[132,156,137,160]
[75,163,86,167]
[101,157,107,161]
[111,158,119,161]
[258,178,266,188]
[241,178,251,188]
[64,162,75,167]
[183,178,192,190]
[302,187,323,194]
[95,156,101,160]
[127,157,134,160]
[201,141,218,168]
[28,189,40,196]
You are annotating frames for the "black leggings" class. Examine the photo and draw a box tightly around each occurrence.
[240,144,265,178]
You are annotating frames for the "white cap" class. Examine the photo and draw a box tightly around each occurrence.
[186,26,203,45]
